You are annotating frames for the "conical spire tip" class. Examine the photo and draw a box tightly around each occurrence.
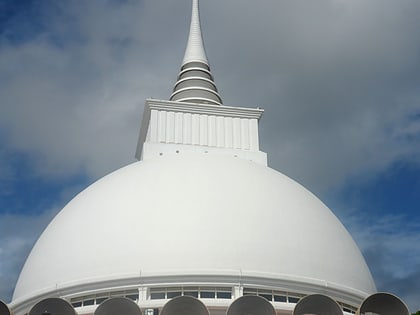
[182,0,208,65]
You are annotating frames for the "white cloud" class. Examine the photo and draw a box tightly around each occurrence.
[350,213,420,277]
[0,209,59,302]
[0,150,15,196]
[341,211,420,311]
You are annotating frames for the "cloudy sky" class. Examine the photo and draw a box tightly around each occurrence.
[1,0,419,312]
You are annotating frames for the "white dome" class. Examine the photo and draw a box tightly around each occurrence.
[13,153,376,302]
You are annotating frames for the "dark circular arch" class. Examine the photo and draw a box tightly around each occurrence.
[29,298,76,315]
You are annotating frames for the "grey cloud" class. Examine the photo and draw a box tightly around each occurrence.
[1,0,419,188]
[0,1,190,179]
[202,0,420,193]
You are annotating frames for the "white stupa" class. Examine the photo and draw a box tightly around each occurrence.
[6,2,409,315]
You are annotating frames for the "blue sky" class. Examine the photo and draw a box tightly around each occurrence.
[1,0,420,312]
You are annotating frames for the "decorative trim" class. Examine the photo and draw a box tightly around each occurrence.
[173,76,217,90]
[146,99,263,119]
[170,86,222,102]
[10,272,369,315]
[179,66,212,76]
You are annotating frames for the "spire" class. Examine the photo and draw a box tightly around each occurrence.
[170,0,222,105]
[182,0,208,65]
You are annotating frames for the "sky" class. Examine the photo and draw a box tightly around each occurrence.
[0,0,419,312]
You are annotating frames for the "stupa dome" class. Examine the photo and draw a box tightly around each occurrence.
[13,153,376,304]
[8,2,397,315]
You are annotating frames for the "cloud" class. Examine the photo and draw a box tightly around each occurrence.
[0,1,191,179]
[2,0,418,193]
[0,209,59,303]
[202,0,420,193]
[343,212,420,312]
[0,150,15,196]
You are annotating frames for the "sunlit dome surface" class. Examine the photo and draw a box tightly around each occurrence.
[13,153,376,302]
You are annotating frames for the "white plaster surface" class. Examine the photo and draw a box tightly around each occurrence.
[13,153,376,303]
[182,0,208,65]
